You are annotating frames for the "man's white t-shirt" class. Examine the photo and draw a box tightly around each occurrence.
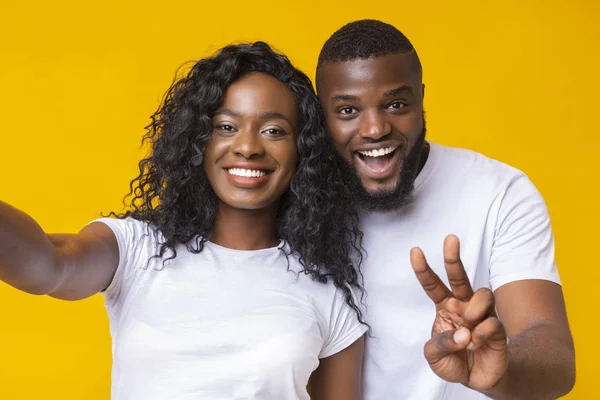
[360,142,561,400]
[96,217,367,400]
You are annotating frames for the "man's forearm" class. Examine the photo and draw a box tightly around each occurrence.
[479,321,575,400]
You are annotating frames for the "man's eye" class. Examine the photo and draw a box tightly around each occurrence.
[388,102,406,110]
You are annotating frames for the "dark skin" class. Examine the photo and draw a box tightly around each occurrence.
[0,72,363,400]
[204,72,299,250]
[309,336,364,400]
[318,53,425,194]
[319,53,575,399]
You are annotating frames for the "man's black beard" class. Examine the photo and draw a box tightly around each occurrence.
[336,125,427,212]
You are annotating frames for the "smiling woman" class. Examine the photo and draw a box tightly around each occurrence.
[205,73,298,216]
[0,42,366,400]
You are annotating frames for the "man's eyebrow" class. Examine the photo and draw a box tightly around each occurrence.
[384,85,413,97]
[331,94,359,102]
[330,86,414,102]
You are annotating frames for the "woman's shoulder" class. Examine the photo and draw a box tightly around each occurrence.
[279,247,345,299]
[93,216,158,238]
[91,216,166,258]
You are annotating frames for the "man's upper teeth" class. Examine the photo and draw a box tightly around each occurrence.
[358,146,397,157]
[227,168,268,177]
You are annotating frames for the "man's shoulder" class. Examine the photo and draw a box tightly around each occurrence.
[430,142,525,184]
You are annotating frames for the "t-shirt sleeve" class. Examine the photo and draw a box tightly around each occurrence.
[489,173,561,291]
[318,286,368,359]
[92,217,152,308]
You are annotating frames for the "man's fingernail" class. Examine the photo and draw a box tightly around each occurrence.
[454,329,469,343]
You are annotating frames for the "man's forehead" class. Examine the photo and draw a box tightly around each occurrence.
[319,53,420,95]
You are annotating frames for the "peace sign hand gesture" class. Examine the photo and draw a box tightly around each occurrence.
[410,235,509,391]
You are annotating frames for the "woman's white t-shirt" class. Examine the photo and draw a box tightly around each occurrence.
[96,217,366,400]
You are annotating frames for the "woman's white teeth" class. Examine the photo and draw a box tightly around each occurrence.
[227,168,268,178]
[358,146,397,158]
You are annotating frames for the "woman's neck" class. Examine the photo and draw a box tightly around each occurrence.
[209,201,280,250]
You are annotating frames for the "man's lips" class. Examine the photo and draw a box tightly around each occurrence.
[356,145,399,158]
[354,146,402,180]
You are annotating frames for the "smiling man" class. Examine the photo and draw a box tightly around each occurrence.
[316,20,575,400]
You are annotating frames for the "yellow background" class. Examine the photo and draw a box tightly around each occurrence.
[1,0,598,398]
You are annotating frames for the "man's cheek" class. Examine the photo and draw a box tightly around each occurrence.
[326,128,345,147]
[331,135,350,155]
[406,113,424,135]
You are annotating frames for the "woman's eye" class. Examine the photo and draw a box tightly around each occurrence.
[216,124,234,131]
[339,107,356,115]
[263,128,286,136]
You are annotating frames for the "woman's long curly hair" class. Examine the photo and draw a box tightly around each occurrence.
[115,41,366,323]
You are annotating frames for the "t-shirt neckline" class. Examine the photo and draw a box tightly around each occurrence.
[204,239,286,254]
